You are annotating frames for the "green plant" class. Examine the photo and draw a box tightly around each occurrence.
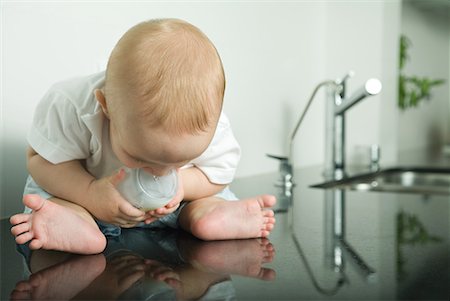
[398,35,445,110]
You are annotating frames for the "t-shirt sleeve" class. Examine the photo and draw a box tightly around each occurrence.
[27,89,92,164]
[191,113,241,185]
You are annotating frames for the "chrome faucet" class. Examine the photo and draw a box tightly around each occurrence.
[267,79,337,195]
[268,71,382,186]
[325,72,382,180]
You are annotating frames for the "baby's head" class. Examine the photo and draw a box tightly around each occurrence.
[96,19,225,175]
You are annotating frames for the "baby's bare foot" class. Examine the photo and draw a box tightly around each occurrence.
[10,254,105,301]
[191,195,276,240]
[10,194,106,254]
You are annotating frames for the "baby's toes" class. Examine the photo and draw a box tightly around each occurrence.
[263,252,275,263]
[262,209,275,218]
[260,230,271,237]
[13,280,33,292]
[10,290,29,300]
[264,223,274,231]
[259,195,277,208]
[23,194,47,211]
[262,241,274,252]
[11,223,30,236]
[259,268,276,281]
[15,232,33,245]
[10,213,30,226]
[264,216,276,225]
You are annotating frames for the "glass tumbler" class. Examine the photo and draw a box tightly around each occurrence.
[116,167,178,211]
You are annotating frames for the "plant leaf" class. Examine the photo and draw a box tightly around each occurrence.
[397,35,446,109]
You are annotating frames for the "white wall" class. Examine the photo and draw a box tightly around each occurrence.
[1,1,401,217]
[398,0,450,152]
[323,1,387,166]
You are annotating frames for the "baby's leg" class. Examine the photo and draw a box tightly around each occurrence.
[178,195,276,241]
[10,194,106,254]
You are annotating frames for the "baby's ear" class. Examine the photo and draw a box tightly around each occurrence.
[94,89,110,118]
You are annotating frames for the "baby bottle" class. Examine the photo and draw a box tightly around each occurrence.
[116,167,178,211]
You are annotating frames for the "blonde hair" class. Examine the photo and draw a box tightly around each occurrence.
[105,19,225,134]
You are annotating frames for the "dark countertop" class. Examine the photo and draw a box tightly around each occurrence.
[1,164,449,300]
[232,164,449,300]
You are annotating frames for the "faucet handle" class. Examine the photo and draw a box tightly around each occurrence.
[267,154,294,191]
[266,153,288,161]
[267,153,292,175]
[336,70,355,85]
[335,70,355,98]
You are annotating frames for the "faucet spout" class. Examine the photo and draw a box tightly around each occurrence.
[288,80,338,162]
[269,72,382,189]
[325,74,382,178]
[335,78,382,115]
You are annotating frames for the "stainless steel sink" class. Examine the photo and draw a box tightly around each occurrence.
[311,168,450,195]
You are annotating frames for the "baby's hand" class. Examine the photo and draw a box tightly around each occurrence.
[144,170,184,224]
[94,251,147,298]
[144,259,181,287]
[86,169,146,227]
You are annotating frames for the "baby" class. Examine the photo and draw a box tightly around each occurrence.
[9,18,276,254]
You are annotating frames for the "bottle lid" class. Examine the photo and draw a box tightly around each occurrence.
[137,169,178,201]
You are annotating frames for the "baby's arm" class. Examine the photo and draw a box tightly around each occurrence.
[27,147,145,226]
[181,167,225,200]
[177,113,240,202]
[27,147,93,204]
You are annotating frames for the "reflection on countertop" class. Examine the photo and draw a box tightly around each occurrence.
[1,161,449,300]
[231,163,449,300]
[8,229,275,300]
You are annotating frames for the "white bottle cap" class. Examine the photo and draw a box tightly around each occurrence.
[137,169,178,201]
[117,168,178,210]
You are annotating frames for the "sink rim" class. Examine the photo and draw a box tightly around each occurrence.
[310,167,450,195]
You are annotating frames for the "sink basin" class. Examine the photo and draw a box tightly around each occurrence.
[311,168,450,195]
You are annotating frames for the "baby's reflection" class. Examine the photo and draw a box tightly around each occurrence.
[11,228,276,300]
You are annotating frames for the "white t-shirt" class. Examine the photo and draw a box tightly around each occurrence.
[27,72,241,185]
